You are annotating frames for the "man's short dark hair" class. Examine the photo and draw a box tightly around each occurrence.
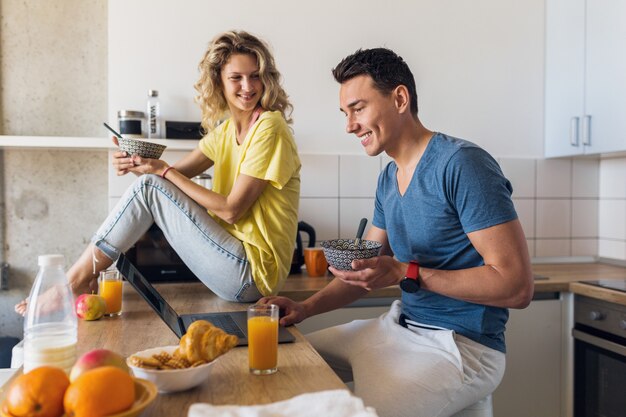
[332,48,418,116]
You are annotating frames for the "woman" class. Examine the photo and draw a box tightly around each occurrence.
[16,30,300,314]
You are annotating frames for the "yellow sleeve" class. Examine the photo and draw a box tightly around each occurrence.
[198,121,226,161]
[240,115,298,190]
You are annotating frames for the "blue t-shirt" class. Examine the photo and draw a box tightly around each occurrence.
[372,133,517,353]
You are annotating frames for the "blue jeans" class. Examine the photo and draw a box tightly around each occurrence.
[92,174,262,302]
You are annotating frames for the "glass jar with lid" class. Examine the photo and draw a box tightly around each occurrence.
[117,110,145,138]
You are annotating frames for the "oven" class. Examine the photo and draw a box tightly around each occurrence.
[572,294,626,417]
[126,223,200,283]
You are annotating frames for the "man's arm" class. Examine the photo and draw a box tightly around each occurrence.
[302,225,394,315]
[259,226,392,325]
[338,219,533,309]
[420,219,533,308]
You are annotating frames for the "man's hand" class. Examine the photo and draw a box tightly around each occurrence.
[257,296,306,327]
[330,255,404,291]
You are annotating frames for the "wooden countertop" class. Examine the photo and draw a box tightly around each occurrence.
[98,284,345,415]
[0,284,346,416]
[283,262,626,305]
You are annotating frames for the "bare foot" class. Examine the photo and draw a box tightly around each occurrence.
[14,279,97,317]
[15,299,28,316]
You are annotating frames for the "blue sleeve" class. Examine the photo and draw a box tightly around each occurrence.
[372,162,393,230]
[444,147,517,234]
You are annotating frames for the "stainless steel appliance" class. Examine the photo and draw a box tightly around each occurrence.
[572,292,626,417]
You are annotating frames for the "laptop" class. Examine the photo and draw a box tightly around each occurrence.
[116,254,295,346]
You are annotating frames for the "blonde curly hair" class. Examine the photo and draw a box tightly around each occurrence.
[194,30,293,132]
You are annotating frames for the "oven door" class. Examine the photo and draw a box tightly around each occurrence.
[573,328,626,417]
[126,223,200,283]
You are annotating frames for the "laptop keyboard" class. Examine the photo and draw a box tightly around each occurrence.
[190,315,245,339]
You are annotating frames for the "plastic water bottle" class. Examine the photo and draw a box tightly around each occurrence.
[23,254,77,374]
[147,89,161,139]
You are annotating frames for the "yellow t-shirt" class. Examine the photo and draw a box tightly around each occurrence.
[198,111,301,296]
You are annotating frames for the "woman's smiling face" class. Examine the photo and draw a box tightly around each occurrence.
[220,53,263,114]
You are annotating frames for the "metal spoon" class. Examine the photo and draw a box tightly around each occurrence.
[354,218,368,248]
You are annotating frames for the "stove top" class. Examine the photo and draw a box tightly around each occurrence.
[580,279,626,293]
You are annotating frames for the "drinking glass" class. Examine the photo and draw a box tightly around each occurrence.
[247,304,279,375]
[98,270,123,317]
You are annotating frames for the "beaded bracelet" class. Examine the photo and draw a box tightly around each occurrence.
[161,166,175,179]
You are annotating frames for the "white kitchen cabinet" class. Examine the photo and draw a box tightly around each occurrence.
[545,0,626,157]
[297,300,392,335]
[493,294,567,417]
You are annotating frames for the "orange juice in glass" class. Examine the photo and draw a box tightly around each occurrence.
[98,270,123,317]
[247,304,279,375]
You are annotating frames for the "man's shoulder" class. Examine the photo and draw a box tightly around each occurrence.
[431,133,494,167]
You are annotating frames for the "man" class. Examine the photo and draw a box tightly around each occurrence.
[260,48,533,417]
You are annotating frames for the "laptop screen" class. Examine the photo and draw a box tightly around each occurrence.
[117,254,184,338]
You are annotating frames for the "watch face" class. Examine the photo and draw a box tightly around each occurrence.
[400,278,420,293]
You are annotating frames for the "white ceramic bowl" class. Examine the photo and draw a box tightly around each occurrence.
[127,345,216,393]
[117,136,166,159]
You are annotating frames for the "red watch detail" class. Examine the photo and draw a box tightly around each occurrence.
[400,261,420,293]
[406,261,419,279]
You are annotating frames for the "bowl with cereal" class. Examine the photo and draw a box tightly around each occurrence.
[127,320,238,393]
[127,345,217,393]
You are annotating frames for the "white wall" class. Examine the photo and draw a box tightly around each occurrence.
[109,0,545,157]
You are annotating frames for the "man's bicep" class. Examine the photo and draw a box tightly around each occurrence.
[467,219,531,274]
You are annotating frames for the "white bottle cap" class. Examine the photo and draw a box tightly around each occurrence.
[38,254,65,267]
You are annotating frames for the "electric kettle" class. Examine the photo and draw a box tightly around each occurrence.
[290,221,316,274]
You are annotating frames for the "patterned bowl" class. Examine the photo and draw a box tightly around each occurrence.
[321,239,383,271]
[118,137,167,159]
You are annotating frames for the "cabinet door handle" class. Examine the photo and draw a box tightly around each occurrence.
[582,115,591,146]
[570,116,580,146]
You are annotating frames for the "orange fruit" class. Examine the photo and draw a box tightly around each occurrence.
[63,366,135,417]
[2,366,70,417]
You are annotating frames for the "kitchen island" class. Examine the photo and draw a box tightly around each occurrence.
[77,283,345,416]
[3,262,625,417]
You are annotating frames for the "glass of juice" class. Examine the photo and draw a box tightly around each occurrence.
[98,269,123,317]
[247,304,279,375]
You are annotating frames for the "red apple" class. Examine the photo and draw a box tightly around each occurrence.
[70,348,130,382]
[75,293,106,321]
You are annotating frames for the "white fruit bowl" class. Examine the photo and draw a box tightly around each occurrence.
[127,345,217,393]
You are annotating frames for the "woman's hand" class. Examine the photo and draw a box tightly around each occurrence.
[257,296,306,327]
[111,137,135,176]
[127,155,169,176]
[330,255,405,291]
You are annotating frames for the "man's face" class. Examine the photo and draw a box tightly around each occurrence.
[339,75,400,156]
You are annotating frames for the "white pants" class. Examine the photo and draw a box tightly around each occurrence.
[306,301,505,417]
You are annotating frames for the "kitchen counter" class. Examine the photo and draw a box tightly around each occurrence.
[0,284,346,416]
[283,262,626,305]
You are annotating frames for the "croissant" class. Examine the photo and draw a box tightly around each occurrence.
[177,320,238,364]
[200,325,238,362]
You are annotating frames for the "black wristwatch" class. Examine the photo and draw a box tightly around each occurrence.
[400,261,420,293]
